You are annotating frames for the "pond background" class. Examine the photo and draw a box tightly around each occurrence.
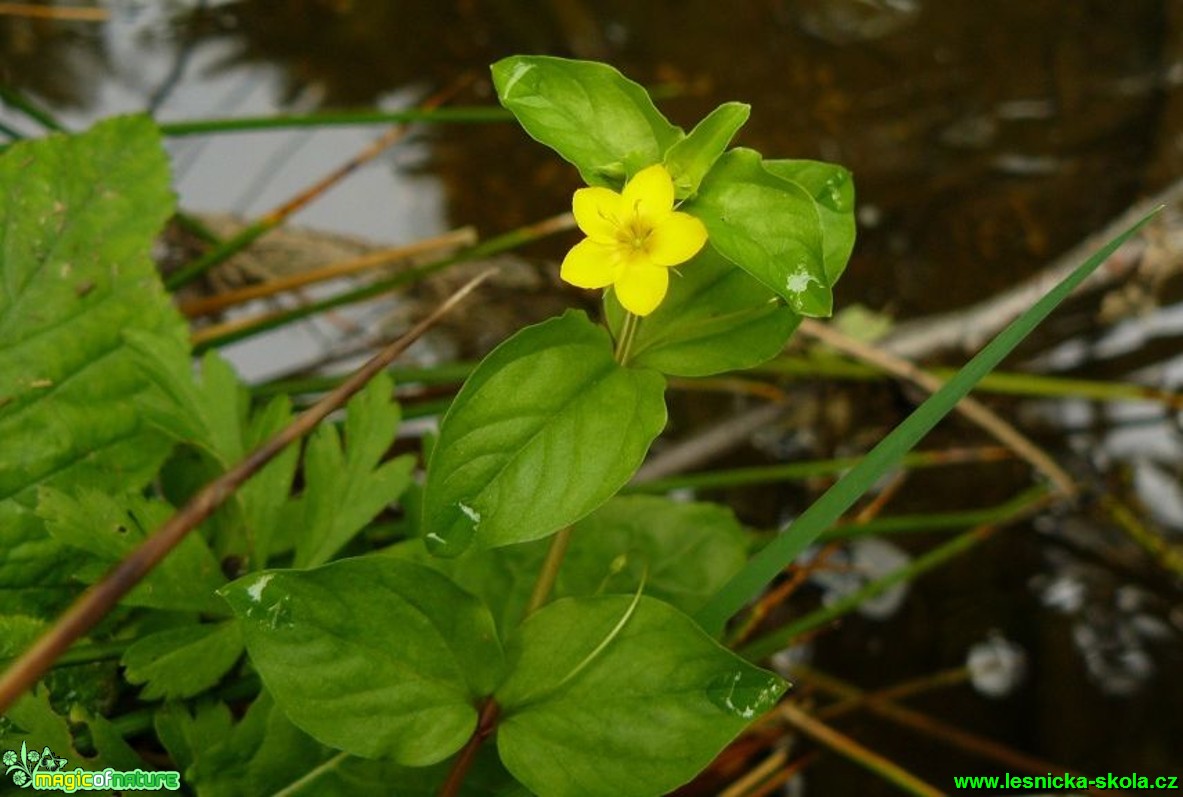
[3,1,1182,793]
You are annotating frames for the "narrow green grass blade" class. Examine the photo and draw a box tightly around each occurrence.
[694,209,1160,635]
[738,487,1050,659]
[158,107,511,137]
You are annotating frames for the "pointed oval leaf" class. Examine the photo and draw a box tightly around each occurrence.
[664,101,750,198]
[220,557,503,766]
[422,311,666,556]
[605,246,800,376]
[492,56,683,186]
[686,148,831,316]
[763,159,856,284]
[496,596,786,797]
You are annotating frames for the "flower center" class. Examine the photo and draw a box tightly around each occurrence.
[617,219,652,254]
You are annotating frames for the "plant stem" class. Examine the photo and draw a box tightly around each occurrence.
[438,698,500,797]
[614,311,641,365]
[0,85,64,132]
[522,528,573,619]
[272,751,350,797]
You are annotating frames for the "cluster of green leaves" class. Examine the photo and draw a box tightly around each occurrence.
[493,54,855,331]
[0,95,798,795]
[1,55,1150,797]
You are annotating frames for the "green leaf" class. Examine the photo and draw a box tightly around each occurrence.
[154,700,234,782]
[294,372,414,568]
[763,159,856,284]
[128,336,300,566]
[122,622,244,700]
[220,557,503,766]
[664,102,750,198]
[0,115,186,619]
[495,596,786,797]
[422,311,666,556]
[605,246,800,376]
[686,148,830,316]
[492,56,683,186]
[2,686,139,775]
[556,496,750,614]
[37,488,225,613]
[696,208,1162,635]
[392,495,748,634]
[163,693,530,797]
[241,394,299,567]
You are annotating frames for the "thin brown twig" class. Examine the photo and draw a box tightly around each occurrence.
[718,748,788,797]
[179,227,478,317]
[745,750,821,797]
[790,665,1132,797]
[797,318,1076,497]
[0,270,496,714]
[814,666,970,722]
[0,3,107,20]
[778,702,945,797]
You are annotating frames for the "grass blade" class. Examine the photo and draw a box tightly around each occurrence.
[694,208,1161,635]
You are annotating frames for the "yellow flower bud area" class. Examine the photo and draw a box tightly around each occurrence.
[561,164,708,316]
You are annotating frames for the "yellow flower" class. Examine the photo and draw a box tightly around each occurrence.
[561,164,708,316]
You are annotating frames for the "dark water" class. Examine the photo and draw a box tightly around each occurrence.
[3,1,1182,793]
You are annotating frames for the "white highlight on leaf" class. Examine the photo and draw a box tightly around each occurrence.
[425,532,447,545]
[500,60,536,97]
[458,502,482,527]
[785,264,819,295]
[719,672,782,719]
[246,574,273,604]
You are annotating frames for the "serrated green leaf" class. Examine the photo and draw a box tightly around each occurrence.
[763,159,856,284]
[664,102,750,198]
[127,335,300,567]
[122,622,243,700]
[422,311,667,556]
[0,615,46,658]
[605,246,800,376]
[2,685,140,777]
[495,596,786,797]
[220,557,503,766]
[686,148,831,316]
[0,115,186,619]
[241,394,298,567]
[492,56,683,186]
[154,700,235,782]
[294,372,413,568]
[37,488,225,613]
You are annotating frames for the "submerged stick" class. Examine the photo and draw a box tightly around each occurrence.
[0,271,495,714]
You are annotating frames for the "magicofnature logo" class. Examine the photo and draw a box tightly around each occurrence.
[3,742,179,792]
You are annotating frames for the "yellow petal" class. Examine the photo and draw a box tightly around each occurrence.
[615,261,669,316]
[647,211,708,267]
[561,238,618,288]
[622,164,675,223]
[572,187,623,242]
